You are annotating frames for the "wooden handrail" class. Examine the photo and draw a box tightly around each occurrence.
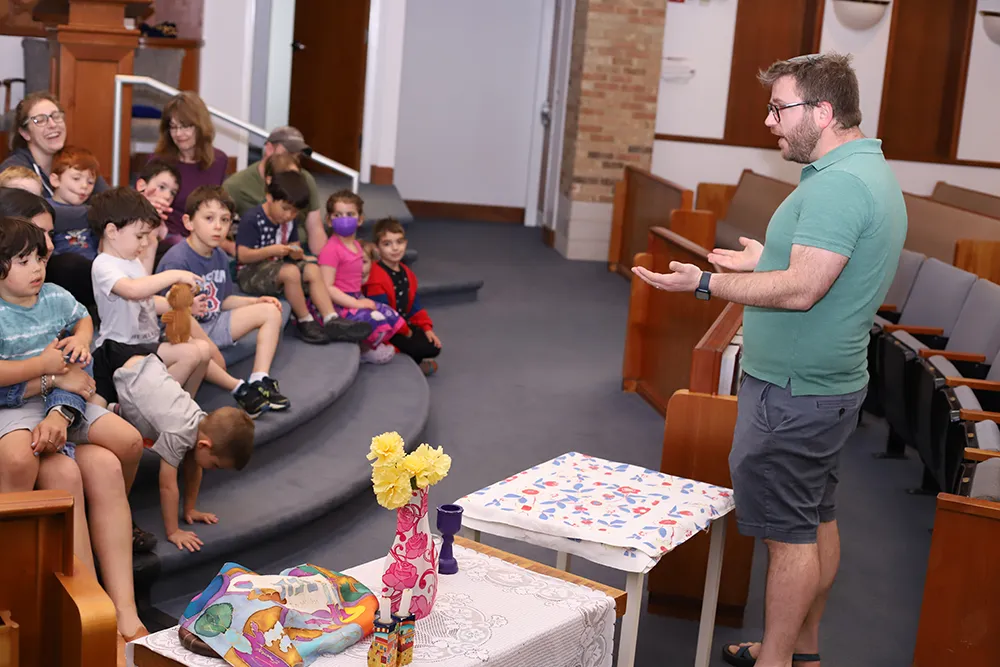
[883,324,945,336]
[959,409,1000,422]
[964,447,1000,463]
[918,349,986,363]
[945,377,1000,391]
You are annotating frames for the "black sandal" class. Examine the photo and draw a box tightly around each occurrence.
[721,643,820,666]
[132,522,158,553]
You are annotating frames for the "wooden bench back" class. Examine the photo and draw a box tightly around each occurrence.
[931,182,1000,220]
[723,169,796,240]
[903,193,1000,263]
[608,166,693,278]
[0,491,117,667]
[622,224,727,415]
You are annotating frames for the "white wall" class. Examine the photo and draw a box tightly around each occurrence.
[366,0,407,173]
[394,0,546,207]
[249,0,272,132]
[653,0,1000,196]
[264,0,296,131]
[199,0,255,167]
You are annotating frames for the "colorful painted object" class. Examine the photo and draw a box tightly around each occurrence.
[367,596,398,667]
[179,561,378,666]
[381,487,438,619]
[392,589,415,666]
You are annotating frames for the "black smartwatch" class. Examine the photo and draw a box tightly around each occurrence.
[695,271,712,301]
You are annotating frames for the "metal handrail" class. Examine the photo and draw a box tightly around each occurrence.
[111,74,359,192]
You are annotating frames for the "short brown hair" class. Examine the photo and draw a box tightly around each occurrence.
[52,146,100,178]
[0,166,43,189]
[264,152,301,180]
[185,185,236,219]
[325,189,364,217]
[199,407,254,470]
[13,92,62,152]
[360,240,379,263]
[156,92,217,170]
[372,217,405,245]
[88,187,161,238]
[758,52,861,130]
[0,217,48,279]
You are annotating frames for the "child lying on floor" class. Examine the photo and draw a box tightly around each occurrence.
[111,353,255,552]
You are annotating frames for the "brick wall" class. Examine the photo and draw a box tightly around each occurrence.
[556,0,666,259]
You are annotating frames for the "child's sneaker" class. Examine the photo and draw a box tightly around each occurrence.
[296,319,328,345]
[360,343,395,365]
[255,377,290,411]
[233,381,268,419]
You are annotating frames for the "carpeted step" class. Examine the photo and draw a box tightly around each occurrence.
[131,355,430,580]
[132,335,361,483]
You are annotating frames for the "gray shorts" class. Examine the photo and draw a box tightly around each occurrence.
[0,398,109,446]
[201,310,234,349]
[729,374,866,544]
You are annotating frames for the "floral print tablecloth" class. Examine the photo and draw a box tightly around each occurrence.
[456,452,735,574]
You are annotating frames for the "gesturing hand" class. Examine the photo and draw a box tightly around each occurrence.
[707,237,763,273]
[631,261,703,293]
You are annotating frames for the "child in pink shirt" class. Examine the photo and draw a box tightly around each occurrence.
[317,191,404,363]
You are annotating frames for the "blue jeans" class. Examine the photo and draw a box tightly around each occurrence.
[0,362,92,428]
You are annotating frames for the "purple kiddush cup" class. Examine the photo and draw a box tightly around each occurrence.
[436,504,463,575]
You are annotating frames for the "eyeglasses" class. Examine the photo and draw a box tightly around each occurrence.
[24,111,65,127]
[767,100,819,124]
[168,122,194,132]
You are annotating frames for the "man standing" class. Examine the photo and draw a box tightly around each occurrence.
[633,53,906,667]
[223,126,328,255]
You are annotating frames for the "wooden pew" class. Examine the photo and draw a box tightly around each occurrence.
[931,182,1000,220]
[912,493,1000,667]
[608,166,695,279]
[698,169,796,252]
[0,490,118,666]
[901,193,1000,283]
[646,304,754,628]
[622,225,728,415]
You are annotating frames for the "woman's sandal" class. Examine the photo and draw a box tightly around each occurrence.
[721,643,820,666]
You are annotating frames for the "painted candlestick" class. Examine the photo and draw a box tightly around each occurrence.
[367,596,398,667]
[392,588,416,666]
[436,504,463,575]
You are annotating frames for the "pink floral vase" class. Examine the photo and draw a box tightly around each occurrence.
[381,487,438,620]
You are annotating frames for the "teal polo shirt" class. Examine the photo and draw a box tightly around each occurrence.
[740,138,907,396]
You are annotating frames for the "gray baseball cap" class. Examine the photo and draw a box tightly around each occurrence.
[266,126,311,154]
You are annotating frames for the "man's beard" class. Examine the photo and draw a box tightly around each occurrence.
[779,117,821,164]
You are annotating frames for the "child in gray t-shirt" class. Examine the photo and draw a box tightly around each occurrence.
[112,353,255,552]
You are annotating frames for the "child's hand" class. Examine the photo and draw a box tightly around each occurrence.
[184,509,219,525]
[53,364,96,398]
[167,529,204,552]
[55,335,92,365]
[271,244,291,258]
[426,330,442,348]
[171,270,201,289]
[32,411,69,456]
[256,296,282,311]
[287,245,305,261]
[191,294,210,317]
[356,298,377,310]
[40,338,69,375]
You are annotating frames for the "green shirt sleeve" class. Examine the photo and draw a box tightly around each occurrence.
[304,169,320,213]
[792,171,874,258]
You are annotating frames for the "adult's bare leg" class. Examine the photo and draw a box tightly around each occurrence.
[755,540,820,667]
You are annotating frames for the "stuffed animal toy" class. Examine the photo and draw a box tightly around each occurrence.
[161,283,195,344]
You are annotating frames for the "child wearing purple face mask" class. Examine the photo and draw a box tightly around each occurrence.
[317,191,405,364]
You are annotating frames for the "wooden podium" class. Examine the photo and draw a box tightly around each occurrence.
[54,0,150,182]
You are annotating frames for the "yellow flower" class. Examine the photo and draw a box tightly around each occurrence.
[372,463,413,510]
[401,449,432,488]
[367,432,405,465]
[412,444,451,488]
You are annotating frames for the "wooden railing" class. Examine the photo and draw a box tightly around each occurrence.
[622,226,727,415]
[608,167,694,279]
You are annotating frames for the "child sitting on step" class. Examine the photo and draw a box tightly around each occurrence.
[110,352,254,553]
[318,191,405,364]
[364,217,442,375]
[235,171,369,345]
[156,185,288,419]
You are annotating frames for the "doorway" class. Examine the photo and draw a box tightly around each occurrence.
[288,0,370,170]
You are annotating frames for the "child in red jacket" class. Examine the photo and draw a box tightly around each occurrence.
[363,218,442,374]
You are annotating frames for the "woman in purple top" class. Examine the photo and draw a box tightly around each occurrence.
[154,92,229,246]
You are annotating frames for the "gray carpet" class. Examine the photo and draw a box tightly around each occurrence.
[155,220,935,666]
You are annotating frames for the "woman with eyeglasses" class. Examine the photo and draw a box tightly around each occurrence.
[153,91,229,247]
[0,91,109,199]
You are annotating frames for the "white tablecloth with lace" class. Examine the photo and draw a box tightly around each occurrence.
[127,544,616,667]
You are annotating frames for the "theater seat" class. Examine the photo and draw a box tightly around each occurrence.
[875,259,977,457]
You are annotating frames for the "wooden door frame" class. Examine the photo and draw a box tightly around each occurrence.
[538,0,574,231]
[523,0,558,228]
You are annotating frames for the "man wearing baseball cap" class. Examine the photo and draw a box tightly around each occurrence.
[223,126,327,255]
